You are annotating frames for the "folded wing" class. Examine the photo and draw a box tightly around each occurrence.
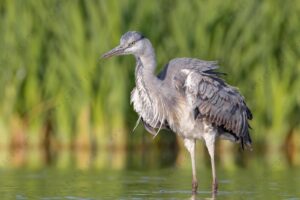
[173,60,252,148]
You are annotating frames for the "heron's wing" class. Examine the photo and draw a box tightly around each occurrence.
[172,58,219,71]
[157,58,219,81]
[175,66,252,148]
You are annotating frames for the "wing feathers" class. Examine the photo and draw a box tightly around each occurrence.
[181,68,252,148]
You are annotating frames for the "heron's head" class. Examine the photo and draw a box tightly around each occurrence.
[101,31,146,59]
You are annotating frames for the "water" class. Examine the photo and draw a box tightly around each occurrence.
[1,165,299,200]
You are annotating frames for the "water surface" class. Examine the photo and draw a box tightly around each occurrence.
[1,164,299,199]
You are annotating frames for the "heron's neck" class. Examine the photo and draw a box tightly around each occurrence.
[135,40,166,99]
[133,41,169,130]
[135,47,161,95]
[136,39,157,74]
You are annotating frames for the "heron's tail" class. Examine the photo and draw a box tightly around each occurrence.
[240,112,252,150]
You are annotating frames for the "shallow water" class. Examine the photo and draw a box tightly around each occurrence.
[1,164,299,200]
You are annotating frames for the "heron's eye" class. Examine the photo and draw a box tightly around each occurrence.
[129,41,135,46]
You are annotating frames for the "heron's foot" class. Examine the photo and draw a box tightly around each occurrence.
[212,178,218,195]
[192,180,198,194]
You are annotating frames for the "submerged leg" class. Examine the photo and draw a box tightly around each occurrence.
[203,133,218,195]
[184,138,197,194]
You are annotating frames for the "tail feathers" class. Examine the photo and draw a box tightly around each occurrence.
[218,112,252,151]
[240,129,253,151]
[240,112,252,150]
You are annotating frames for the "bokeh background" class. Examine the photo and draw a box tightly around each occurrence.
[1,0,300,172]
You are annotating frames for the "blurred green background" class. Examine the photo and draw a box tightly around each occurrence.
[0,0,300,170]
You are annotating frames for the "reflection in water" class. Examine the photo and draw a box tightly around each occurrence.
[190,193,216,200]
[0,162,299,199]
[0,144,298,171]
[0,144,299,172]
[0,127,299,170]
[0,133,300,199]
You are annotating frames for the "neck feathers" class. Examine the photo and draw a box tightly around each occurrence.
[137,39,156,73]
[131,47,168,131]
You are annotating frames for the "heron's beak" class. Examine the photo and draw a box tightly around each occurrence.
[101,45,125,59]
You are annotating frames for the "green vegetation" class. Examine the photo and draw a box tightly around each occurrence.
[0,0,299,159]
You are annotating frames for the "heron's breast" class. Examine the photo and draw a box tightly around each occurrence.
[130,87,161,127]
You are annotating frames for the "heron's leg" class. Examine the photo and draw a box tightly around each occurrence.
[203,133,218,195]
[184,138,197,194]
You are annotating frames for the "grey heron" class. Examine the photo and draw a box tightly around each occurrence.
[102,31,252,195]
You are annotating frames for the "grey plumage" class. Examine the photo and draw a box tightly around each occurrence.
[102,31,253,195]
